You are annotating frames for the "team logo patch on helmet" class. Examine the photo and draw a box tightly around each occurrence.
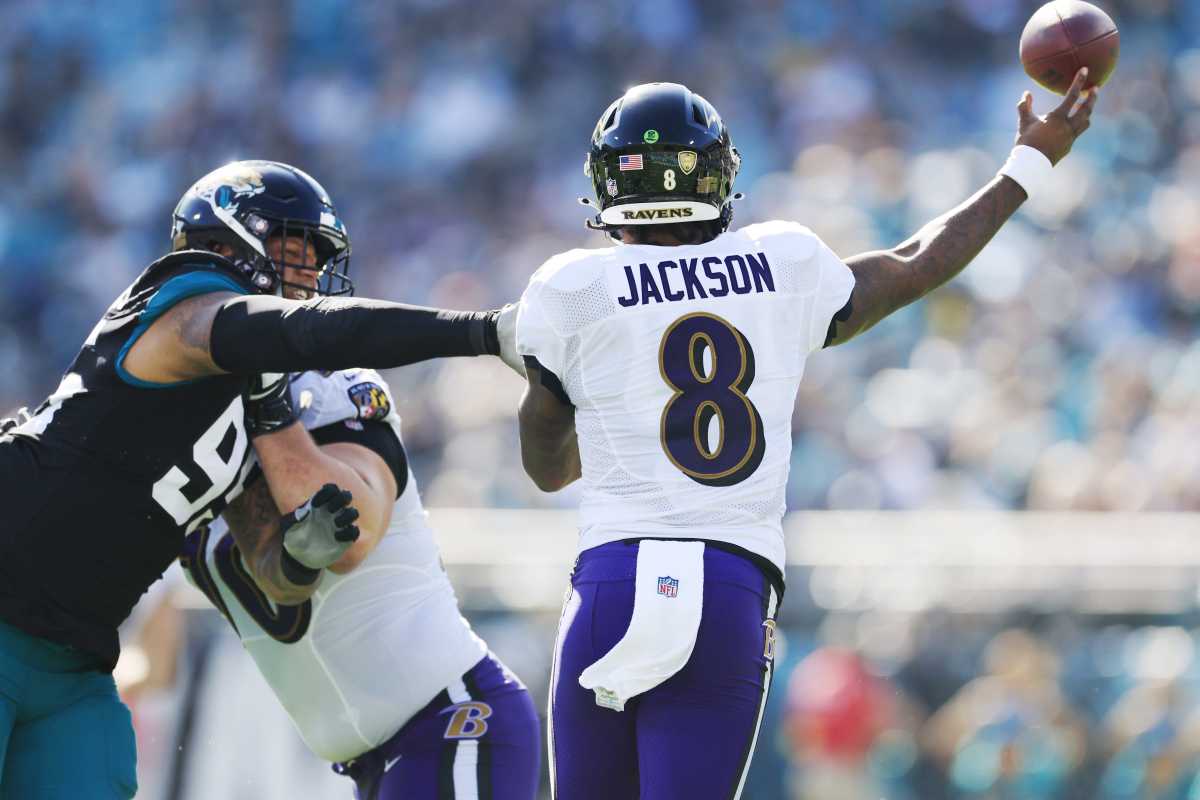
[347,382,391,421]
[195,164,266,210]
[677,151,697,175]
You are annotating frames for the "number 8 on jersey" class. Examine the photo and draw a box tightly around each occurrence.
[658,312,765,487]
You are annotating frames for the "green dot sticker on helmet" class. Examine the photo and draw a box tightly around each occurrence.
[643,129,659,144]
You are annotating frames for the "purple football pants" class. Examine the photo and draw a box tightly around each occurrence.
[549,540,780,799]
[333,654,540,800]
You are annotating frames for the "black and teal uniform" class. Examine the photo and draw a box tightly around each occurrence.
[0,250,256,797]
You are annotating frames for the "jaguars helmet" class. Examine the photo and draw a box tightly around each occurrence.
[585,82,741,240]
[170,160,352,296]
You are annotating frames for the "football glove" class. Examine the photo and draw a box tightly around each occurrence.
[0,407,32,435]
[279,483,360,585]
[244,372,297,437]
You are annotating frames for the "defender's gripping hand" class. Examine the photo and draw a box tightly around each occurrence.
[279,484,360,585]
[244,372,298,437]
[495,303,526,378]
[1015,67,1099,166]
[0,407,32,435]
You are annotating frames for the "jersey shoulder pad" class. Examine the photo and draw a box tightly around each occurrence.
[109,251,256,320]
[292,368,397,432]
[518,249,608,376]
[139,250,256,294]
[738,220,822,257]
[527,246,614,293]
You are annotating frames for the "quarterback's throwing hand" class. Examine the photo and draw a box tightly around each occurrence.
[1016,67,1099,166]
[279,483,360,585]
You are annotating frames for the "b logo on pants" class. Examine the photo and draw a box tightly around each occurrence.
[762,619,777,661]
[443,702,493,739]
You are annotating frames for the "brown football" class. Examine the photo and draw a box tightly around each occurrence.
[1020,0,1119,94]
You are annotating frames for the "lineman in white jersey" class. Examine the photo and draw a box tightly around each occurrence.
[516,80,1098,798]
[181,368,539,799]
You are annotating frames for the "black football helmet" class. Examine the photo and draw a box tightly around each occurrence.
[584,82,741,240]
[170,160,352,297]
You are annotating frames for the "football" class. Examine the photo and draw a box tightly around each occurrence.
[1020,0,1119,94]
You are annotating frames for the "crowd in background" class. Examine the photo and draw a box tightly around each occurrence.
[129,598,1200,800]
[758,614,1200,800]
[4,0,1200,797]
[2,0,1197,513]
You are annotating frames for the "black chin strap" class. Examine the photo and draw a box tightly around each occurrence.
[578,197,608,231]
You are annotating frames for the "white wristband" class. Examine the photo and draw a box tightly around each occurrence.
[997,145,1054,200]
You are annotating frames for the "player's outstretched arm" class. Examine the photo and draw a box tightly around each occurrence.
[221,479,359,604]
[825,69,1098,347]
[518,361,581,492]
[121,291,518,383]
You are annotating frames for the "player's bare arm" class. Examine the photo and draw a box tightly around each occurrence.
[221,476,323,605]
[252,426,397,574]
[120,291,235,382]
[518,362,581,492]
[826,68,1098,347]
[222,436,392,603]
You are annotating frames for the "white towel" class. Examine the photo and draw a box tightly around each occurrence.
[578,540,705,711]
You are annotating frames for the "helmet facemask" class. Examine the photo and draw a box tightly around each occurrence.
[250,215,353,299]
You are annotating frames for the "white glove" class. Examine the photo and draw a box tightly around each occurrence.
[278,484,360,584]
[496,303,526,378]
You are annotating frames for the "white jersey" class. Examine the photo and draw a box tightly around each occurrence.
[516,221,854,572]
[182,368,487,763]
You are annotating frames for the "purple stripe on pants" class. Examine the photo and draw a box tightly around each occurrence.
[334,654,540,799]
[549,539,779,799]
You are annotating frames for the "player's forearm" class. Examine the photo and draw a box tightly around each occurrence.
[831,175,1026,344]
[521,433,581,491]
[518,367,582,491]
[254,425,359,513]
[209,295,500,374]
[518,416,582,491]
[252,538,322,605]
[252,426,389,573]
[222,480,322,605]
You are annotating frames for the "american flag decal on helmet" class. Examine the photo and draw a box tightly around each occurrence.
[619,154,643,171]
[657,576,679,598]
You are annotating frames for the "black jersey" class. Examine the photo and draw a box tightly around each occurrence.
[0,251,259,670]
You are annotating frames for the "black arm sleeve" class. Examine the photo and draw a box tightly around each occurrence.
[310,420,409,499]
[209,295,500,374]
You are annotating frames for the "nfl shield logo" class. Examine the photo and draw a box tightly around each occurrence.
[657,576,679,598]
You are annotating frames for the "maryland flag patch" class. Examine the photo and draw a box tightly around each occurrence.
[347,382,391,422]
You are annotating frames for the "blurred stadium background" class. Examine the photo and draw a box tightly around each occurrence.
[2,0,1199,797]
